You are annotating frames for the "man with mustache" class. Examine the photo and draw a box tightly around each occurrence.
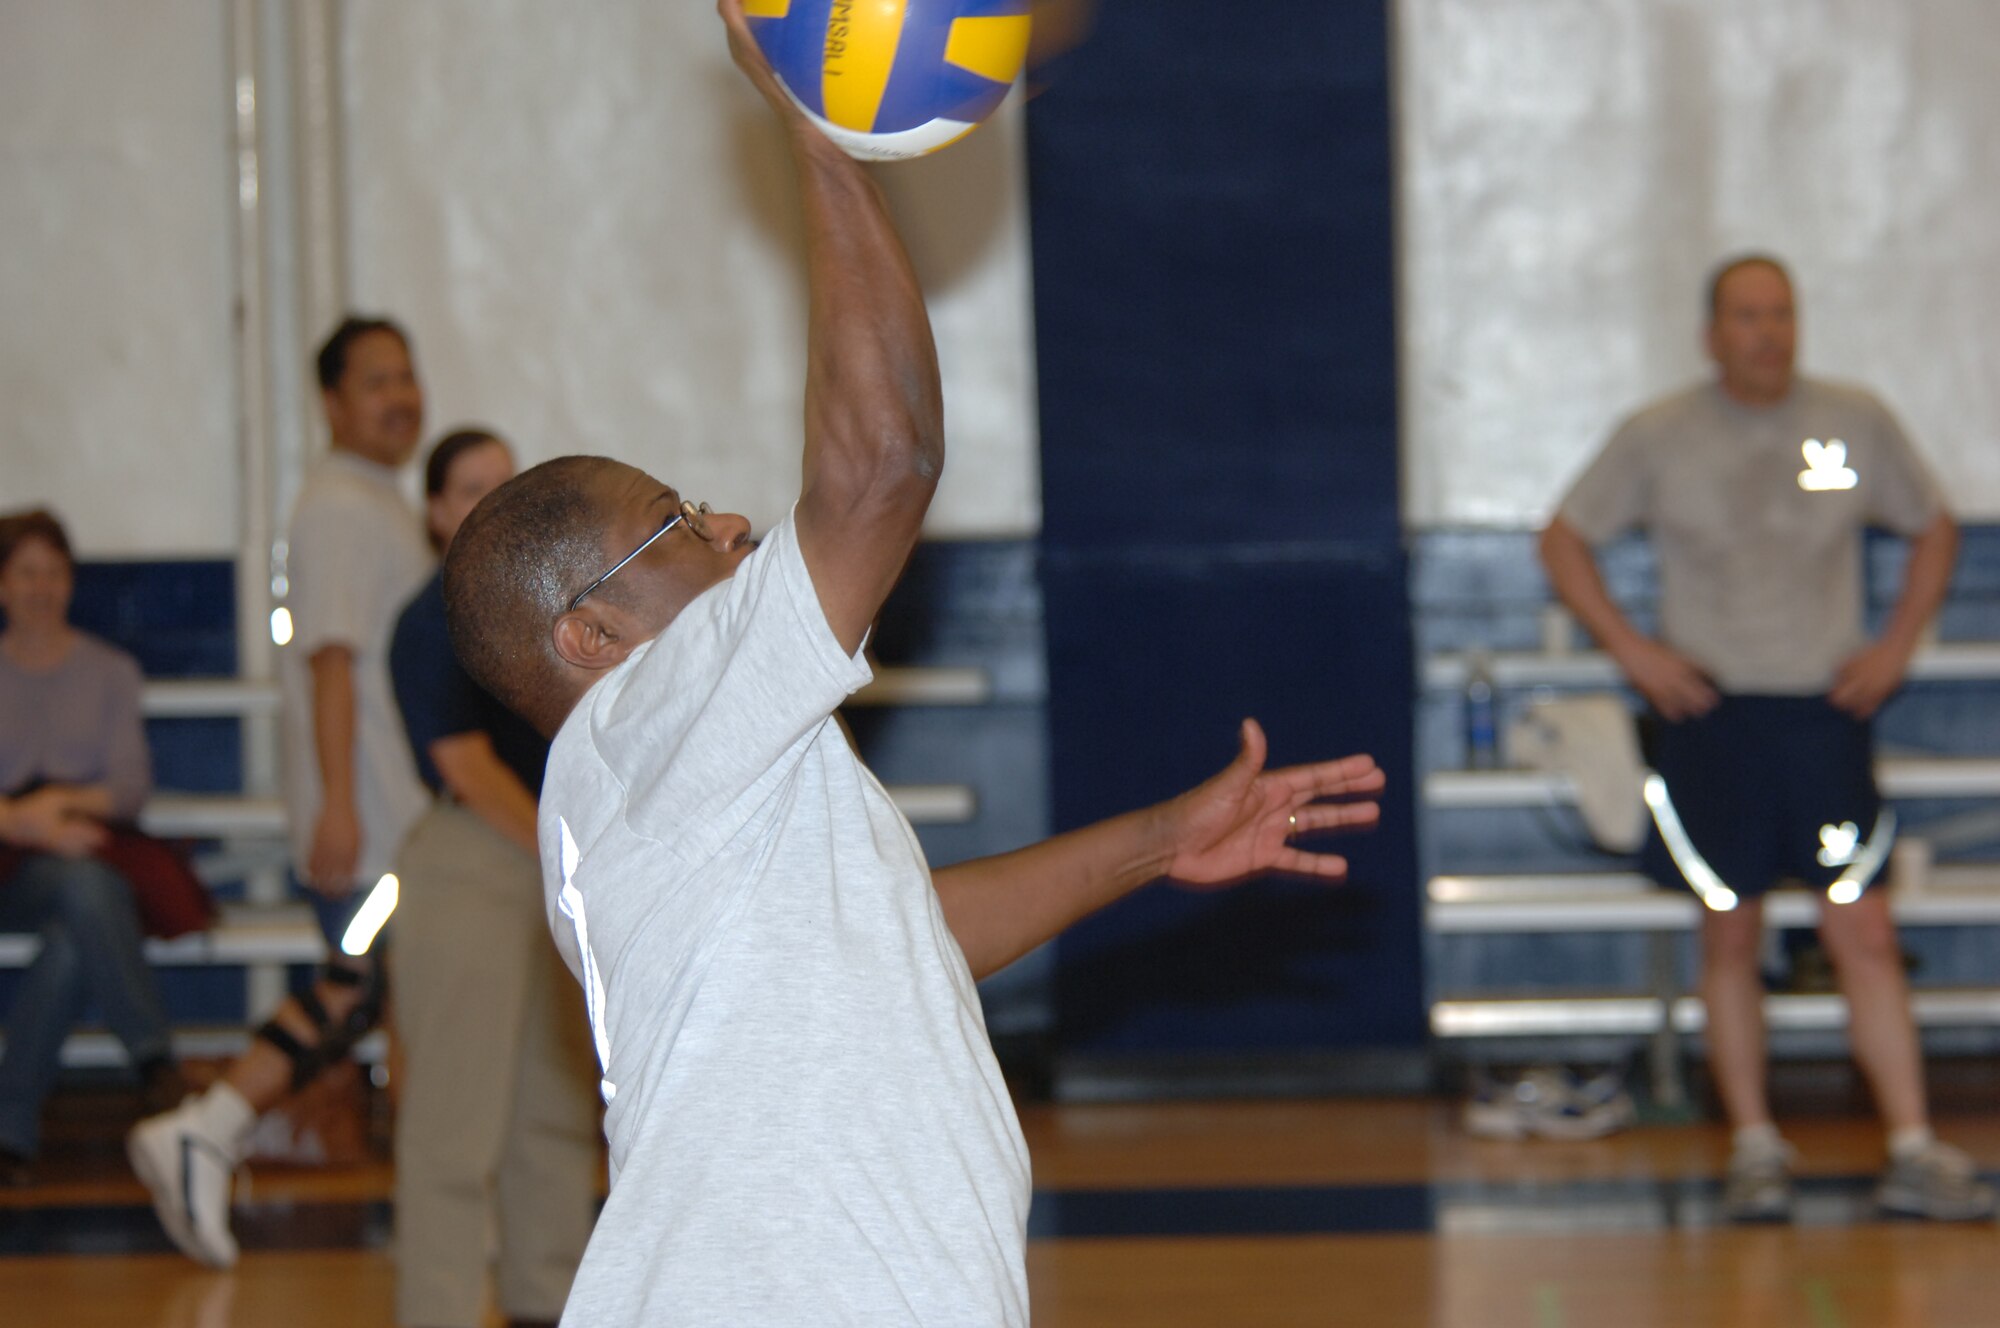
[132,316,435,1267]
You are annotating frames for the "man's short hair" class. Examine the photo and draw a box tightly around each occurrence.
[316,315,411,391]
[443,455,621,735]
[1707,254,1792,319]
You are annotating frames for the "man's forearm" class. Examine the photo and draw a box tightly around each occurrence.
[793,134,944,495]
[1538,518,1645,656]
[786,125,945,654]
[1878,513,1959,651]
[310,647,359,813]
[933,803,1181,981]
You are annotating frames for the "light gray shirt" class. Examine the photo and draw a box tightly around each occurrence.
[541,510,1030,1327]
[0,633,150,818]
[1559,376,1944,694]
[278,451,434,886]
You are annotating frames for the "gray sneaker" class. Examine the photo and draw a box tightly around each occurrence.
[1462,1067,1636,1141]
[1876,1142,1996,1222]
[1723,1141,1795,1223]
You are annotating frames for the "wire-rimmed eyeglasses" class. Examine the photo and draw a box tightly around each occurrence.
[567,499,713,612]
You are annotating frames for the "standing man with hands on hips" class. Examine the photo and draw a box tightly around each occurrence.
[1540,255,1988,1224]
[132,316,435,1268]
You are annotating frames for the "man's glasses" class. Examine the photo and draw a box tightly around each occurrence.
[567,499,713,612]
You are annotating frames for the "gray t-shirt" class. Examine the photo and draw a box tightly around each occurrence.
[0,633,150,818]
[278,451,434,886]
[1558,376,1944,694]
[540,510,1030,1328]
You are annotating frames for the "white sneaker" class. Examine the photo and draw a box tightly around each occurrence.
[127,1103,241,1268]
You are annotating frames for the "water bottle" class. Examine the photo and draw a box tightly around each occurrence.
[1464,650,1498,770]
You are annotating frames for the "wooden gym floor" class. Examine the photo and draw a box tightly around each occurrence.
[5,1063,2000,1327]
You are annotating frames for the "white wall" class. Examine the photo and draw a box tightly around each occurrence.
[342,0,1042,539]
[0,1,238,557]
[1398,0,2000,528]
[2,1,1040,561]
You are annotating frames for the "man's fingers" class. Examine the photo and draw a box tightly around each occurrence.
[1657,668,1716,720]
[1288,802,1380,835]
[1275,753,1382,796]
[1236,718,1269,774]
[1274,848,1351,880]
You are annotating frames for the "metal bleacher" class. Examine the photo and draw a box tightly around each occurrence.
[2,665,993,1067]
[1420,642,2000,1106]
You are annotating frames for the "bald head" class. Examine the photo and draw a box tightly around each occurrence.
[443,455,627,736]
[1707,255,1792,320]
[1705,254,1797,407]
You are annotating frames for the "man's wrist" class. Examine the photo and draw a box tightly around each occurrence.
[1601,627,1651,667]
[1147,794,1200,884]
[1878,621,1924,658]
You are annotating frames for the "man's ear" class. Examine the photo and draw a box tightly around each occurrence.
[552,605,637,674]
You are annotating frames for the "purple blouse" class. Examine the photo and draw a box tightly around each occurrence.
[0,633,152,820]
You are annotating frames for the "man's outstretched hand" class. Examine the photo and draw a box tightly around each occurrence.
[1163,719,1384,889]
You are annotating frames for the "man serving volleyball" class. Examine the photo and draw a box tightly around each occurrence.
[442,5,1383,1322]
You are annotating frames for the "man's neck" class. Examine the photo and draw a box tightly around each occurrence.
[1717,376,1793,410]
[329,441,397,472]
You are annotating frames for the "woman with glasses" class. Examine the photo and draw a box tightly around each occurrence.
[0,508,183,1185]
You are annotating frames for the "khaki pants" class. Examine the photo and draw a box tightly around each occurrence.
[391,801,601,1327]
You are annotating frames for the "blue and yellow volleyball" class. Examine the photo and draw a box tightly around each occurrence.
[746,0,1033,162]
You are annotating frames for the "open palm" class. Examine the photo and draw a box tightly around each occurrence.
[1166,719,1384,888]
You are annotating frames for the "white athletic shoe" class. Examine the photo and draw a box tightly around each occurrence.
[127,1103,242,1268]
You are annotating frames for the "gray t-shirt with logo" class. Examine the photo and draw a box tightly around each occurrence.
[540,510,1030,1327]
[1558,377,1944,695]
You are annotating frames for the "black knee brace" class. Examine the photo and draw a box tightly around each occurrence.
[254,960,388,1092]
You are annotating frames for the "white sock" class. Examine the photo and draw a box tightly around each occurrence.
[189,1081,258,1160]
[1733,1122,1785,1158]
[1888,1125,1935,1161]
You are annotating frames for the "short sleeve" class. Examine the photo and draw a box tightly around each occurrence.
[1860,394,1945,535]
[588,509,873,859]
[288,488,394,657]
[388,580,488,792]
[102,648,152,819]
[1556,415,1653,545]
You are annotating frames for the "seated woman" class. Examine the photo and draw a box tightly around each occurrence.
[0,508,183,1184]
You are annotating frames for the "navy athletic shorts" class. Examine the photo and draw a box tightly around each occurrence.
[1641,695,1892,900]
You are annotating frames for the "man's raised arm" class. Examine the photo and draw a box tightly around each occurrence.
[720,0,943,656]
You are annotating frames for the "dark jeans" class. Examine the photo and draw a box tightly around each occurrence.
[0,854,173,1156]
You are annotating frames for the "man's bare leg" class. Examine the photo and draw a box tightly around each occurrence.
[1817,889,1925,1133]
[1699,901,1771,1130]
[219,965,374,1108]
[1819,886,1994,1218]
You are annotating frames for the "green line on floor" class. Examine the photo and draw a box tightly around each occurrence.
[1802,1277,1845,1328]
[1533,1283,1564,1328]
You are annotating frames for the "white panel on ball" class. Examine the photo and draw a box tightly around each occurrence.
[342,0,1040,540]
[1398,0,2000,527]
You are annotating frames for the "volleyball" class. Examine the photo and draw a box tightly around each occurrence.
[746,0,1033,162]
